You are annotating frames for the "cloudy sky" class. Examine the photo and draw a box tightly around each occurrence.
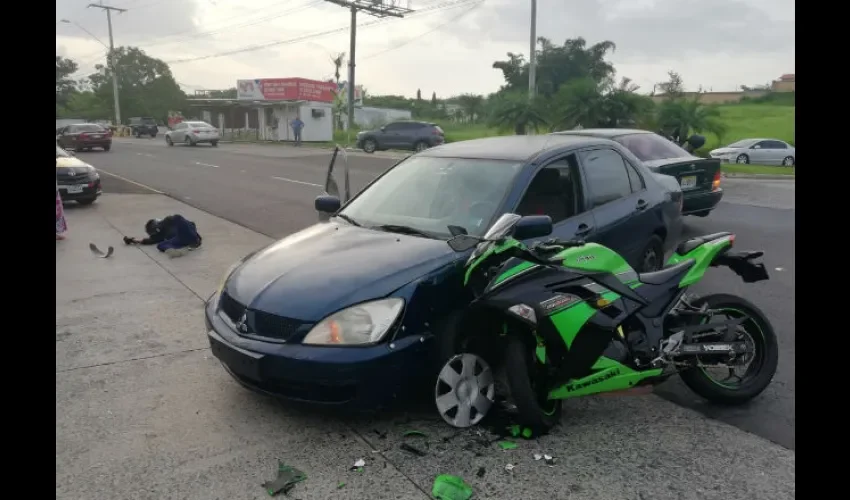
[56,0,795,98]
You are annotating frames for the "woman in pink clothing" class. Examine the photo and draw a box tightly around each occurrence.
[56,174,67,240]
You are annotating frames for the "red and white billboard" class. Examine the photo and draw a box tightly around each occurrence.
[237,78,338,103]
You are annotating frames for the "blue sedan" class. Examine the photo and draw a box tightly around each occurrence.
[205,135,684,408]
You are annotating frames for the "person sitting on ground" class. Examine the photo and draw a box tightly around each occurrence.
[123,214,202,257]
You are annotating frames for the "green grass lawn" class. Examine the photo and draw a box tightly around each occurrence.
[703,104,795,151]
[721,164,795,176]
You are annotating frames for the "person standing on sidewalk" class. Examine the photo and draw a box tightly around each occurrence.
[56,175,67,240]
[290,115,304,146]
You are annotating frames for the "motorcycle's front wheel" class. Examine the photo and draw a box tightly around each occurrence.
[679,293,779,405]
[504,337,562,432]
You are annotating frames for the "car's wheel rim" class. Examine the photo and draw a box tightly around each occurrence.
[643,247,660,272]
[783,157,793,166]
[416,143,426,152]
[364,141,375,152]
[435,353,495,428]
[736,155,747,164]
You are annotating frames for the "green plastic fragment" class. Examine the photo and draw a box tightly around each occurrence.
[262,462,306,497]
[498,440,517,450]
[338,482,346,489]
[521,427,533,439]
[508,425,521,437]
[403,430,428,439]
[432,474,473,500]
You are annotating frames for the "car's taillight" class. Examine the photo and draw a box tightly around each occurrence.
[79,133,88,140]
[712,170,722,191]
[192,129,199,134]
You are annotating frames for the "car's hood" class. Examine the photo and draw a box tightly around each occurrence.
[709,148,738,155]
[225,222,459,321]
[56,156,91,169]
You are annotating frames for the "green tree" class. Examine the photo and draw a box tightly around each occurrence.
[455,94,484,123]
[416,88,422,101]
[545,77,655,131]
[56,56,79,112]
[88,46,187,124]
[431,91,437,107]
[330,52,346,130]
[657,98,727,145]
[487,91,548,135]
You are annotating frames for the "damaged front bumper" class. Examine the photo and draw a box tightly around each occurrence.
[204,293,431,408]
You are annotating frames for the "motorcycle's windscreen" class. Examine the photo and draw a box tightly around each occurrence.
[467,213,522,265]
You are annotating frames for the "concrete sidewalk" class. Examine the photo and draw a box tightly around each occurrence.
[57,194,795,500]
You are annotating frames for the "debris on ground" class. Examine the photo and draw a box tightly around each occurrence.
[261,461,307,497]
[337,482,346,489]
[403,430,428,439]
[534,453,557,466]
[351,458,366,472]
[400,442,427,457]
[476,467,486,478]
[89,243,114,259]
[505,463,516,472]
[432,474,473,500]
[373,429,387,440]
[498,440,518,450]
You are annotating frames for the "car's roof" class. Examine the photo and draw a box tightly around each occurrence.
[419,135,614,161]
[550,128,653,138]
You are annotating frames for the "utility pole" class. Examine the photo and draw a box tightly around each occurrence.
[323,1,412,140]
[528,0,537,101]
[88,3,126,126]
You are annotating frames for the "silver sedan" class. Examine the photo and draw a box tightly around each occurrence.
[709,138,795,166]
[165,121,221,147]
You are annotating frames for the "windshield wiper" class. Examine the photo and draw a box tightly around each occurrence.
[333,214,361,227]
[372,224,436,239]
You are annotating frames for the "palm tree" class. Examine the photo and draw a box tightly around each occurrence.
[456,94,484,123]
[657,98,727,145]
[488,92,548,135]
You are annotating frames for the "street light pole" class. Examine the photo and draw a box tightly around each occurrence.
[528,0,537,101]
[87,3,126,126]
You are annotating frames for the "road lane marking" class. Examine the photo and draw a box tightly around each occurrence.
[271,176,322,187]
[195,162,219,168]
[97,170,164,194]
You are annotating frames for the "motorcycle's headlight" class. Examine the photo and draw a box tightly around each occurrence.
[302,298,404,346]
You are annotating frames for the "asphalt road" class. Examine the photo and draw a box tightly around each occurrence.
[80,138,795,450]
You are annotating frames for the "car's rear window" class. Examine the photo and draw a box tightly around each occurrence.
[614,133,691,162]
[72,124,105,132]
[187,122,213,128]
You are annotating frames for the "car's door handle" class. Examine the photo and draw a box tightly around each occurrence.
[636,199,648,211]
[575,224,593,236]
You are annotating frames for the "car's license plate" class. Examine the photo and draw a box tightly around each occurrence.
[209,332,262,380]
[91,134,102,139]
[680,176,697,189]
[65,184,86,194]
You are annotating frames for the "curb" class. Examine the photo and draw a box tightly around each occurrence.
[722,174,795,181]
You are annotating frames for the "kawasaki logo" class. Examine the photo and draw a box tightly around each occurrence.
[564,369,620,392]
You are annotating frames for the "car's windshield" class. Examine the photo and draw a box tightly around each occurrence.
[56,145,70,158]
[614,133,691,162]
[340,156,523,238]
[727,139,758,148]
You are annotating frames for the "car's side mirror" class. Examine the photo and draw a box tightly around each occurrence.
[380,126,386,132]
[514,215,553,240]
[686,134,705,150]
[315,194,341,213]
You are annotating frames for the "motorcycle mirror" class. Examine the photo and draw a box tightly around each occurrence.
[687,134,706,150]
[514,215,553,240]
[447,234,480,252]
[315,195,341,214]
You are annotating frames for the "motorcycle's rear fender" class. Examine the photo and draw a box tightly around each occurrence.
[711,251,770,283]
[666,236,733,287]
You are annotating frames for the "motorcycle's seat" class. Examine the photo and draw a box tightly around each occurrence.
[638,259,695,286]
[675,232,732,255]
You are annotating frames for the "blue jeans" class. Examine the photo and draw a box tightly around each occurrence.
[293,129,302,145]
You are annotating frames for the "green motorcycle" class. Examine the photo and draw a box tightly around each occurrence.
[434,213,778,431]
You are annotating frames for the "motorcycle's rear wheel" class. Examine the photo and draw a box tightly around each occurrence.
[679,293,779,405]
[504,337,562,432]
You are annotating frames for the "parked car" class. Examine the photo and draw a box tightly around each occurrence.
[128,116,159,138]
[57,123,113,152]
[356,121,445,153]
[709,138,795,166]
[56,144,101,205]
[551,129,723,218]
[165,121,220,147]
[205,135,684,409]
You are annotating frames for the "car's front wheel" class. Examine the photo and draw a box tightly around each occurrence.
[166,136,174,146]
[414,141,429,153]
[735,154,750,164]
[362,138,377,153]
[638,234,664,272]
[782,156,795,166]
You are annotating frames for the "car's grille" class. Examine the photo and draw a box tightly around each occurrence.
[219,291,308,342]
[57,170,96,184]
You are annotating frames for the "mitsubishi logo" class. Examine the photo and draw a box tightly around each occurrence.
[235,313,249,333]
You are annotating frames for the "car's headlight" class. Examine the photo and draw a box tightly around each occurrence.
[216,260,244,296]
[302,298,404,346]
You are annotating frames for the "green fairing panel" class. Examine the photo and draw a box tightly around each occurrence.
[493,260,536,285]
[548,357,663,399]
[666,237,733,287]
[555,242,635,275]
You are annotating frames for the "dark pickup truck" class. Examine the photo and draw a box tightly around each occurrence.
[128,117,159,137]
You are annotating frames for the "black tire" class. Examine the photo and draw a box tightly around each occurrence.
[77,197,97,205]
[211,140,219,147]
[735,154,750,164]
[638,234,664,273]
[362,138,377,153]
[782,156,795,167]
[166,136,174,146]
[103,144,111,152]
[679,293,778,405]
[414,141,429,153]
[504,337,562,432]
[185,136,195,147]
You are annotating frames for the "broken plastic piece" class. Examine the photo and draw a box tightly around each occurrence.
[400,443,427,457]
[544,455,557,466]
[505,463,516,471]
[508,424,521,437]
[338,482,346,489]
[353,459,365,468]
[89,243,114,259]
[261,462,306,497]
[432,474,473,500]
[476,467,486,478]
[403,430,428,439]
[521,427,533,439]
[533,453,543,461]
[498,440,517,450]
